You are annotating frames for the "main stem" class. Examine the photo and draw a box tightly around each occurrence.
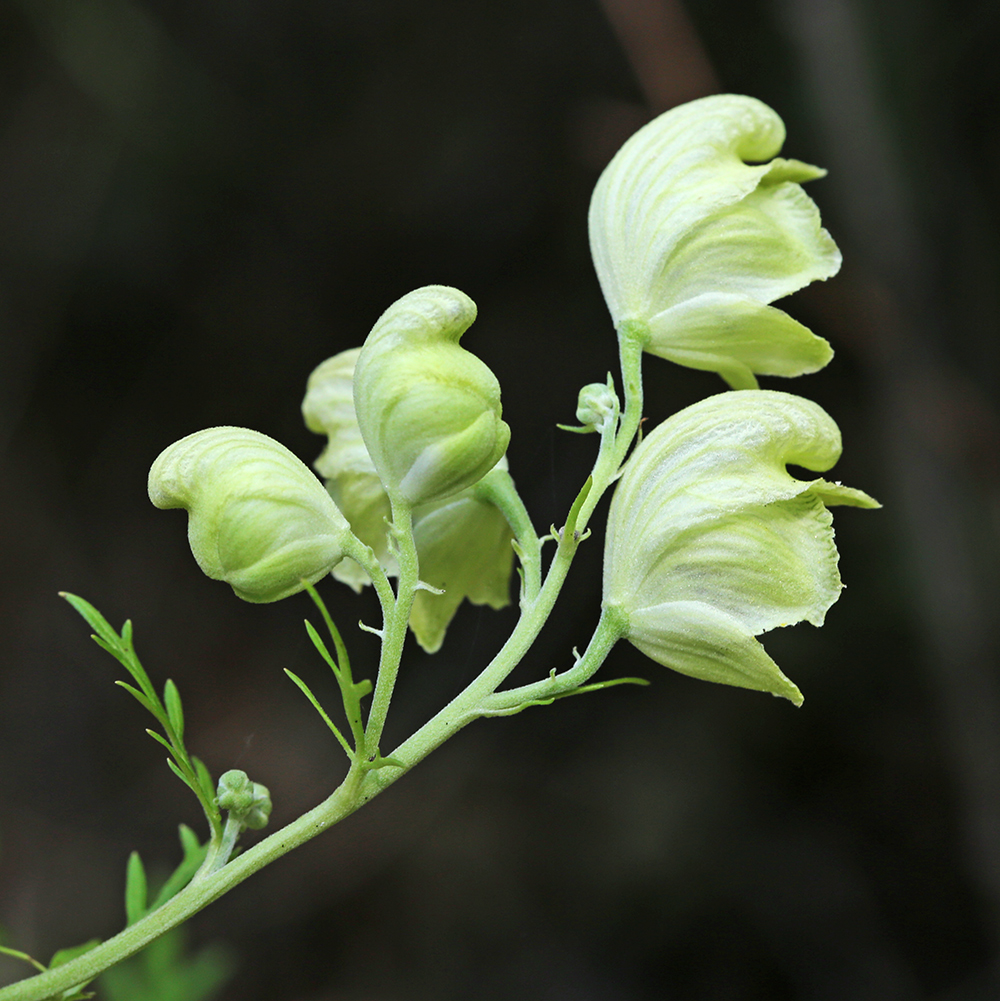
[0,766,369,1001]
[0,334,647,1001]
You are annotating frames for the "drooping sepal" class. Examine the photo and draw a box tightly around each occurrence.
[588,94,840,387]
[409,462,514,653]
[148,427,352,602]
[353,285,510,506]
[602,390,879,702]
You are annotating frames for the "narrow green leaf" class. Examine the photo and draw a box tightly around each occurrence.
[564,476,593,539]
[114,680,164,722]
[165,756,200,796]
[124,852,147,926]
[91,635,127,665]
[49,939,101,970]
[178,823,201,858]
[60,593,121,649]
[191,756,217,812]
[304,584,353,682]
[148,832,208,912]
[0,945,47,973]
[304,620,340,678]
[570,676,651,695]
[483,677,650,718]
[163,679,185,743]
[120,652,159,704]
[145,728,178,756]
[284,669,354,760]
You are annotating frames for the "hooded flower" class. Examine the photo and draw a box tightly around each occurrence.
[589,94,840,389]
[603,391,879,703]
[148,427,352,603]
[303,347,513,653]
[352,285,510,506]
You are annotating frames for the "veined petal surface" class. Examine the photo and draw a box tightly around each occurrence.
[589,94,840,387]
[603,391,879,701]
[149,427,351,603]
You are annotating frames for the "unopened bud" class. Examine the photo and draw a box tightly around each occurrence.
[216,769,272,830]
[576,382,619,433]
[149,427,352,602]
[353,285,510,507]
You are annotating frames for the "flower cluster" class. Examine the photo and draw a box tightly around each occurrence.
[148,93,877,701]
[149,285,514,651]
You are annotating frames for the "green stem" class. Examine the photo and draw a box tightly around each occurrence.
[576,324,645,530]
[0,766,370,1001]
[363,499,417,757]
[481,603,626,713]
[204,815,243,876]
[473,466,542,605]
[359,491,589,797]
[341,533,396,625]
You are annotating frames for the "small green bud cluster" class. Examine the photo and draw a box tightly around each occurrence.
[216,769,272,831]
[575,382,619,434]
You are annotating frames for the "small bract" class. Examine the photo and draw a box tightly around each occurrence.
[148,427,352,603]
[353,285,510,507]
[589,94,840,389]
[603,391,879,703]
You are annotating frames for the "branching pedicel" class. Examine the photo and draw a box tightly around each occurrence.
[0,94,879,1000]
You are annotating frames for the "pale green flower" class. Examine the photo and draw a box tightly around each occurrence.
[589,94,840,389]
[407,465,514,653]
[353,285,510,506]
[303,348,513,653]
[603,391,879,703]
[148,427,351,603]
[302,348,394,590]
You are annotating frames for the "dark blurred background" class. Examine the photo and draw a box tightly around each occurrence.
[2,0,1000,998]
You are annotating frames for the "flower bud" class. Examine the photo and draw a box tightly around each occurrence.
[589,94,840,388]
[216,769,256,814]
[603,391,879,703]
[216,769,272,830]
[353,285,510,506]
[575,381,619,434]
[303,349,513,651]
[149,427,352,603]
